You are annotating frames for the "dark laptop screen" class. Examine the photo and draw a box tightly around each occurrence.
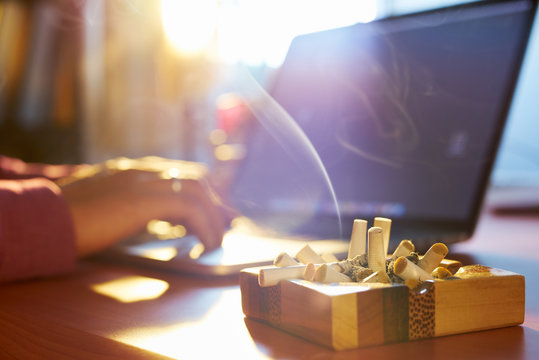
[231,0,536,237]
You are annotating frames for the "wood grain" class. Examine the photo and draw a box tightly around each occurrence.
[434,269,525,336]
[240,264,525,350]
[280,280,333,348]
[0,309,173,360]
[354,286,385,348]
[382,284,409,344]
[332,293,358,349]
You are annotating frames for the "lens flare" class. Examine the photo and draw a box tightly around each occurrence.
[161,0,218,54]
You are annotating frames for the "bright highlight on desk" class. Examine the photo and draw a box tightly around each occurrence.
[91,276,170,303]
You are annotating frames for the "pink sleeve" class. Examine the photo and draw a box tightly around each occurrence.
[0,178,77,282]
[0,155,86,180]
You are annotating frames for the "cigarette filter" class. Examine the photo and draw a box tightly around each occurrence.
[368,227,386,273]
[274,252,300,267]
[418,243,449,273]
[314,264,353,283]
[296,244,325,264]
[348,219,367,259]
[304,261,349,281]
[391,239,415,259]
[373,217,392,257]
[394,257,433,282]
[362,270,391,284]
[303,263,317,281]
[432,266,453,279]
[258,265,306,287]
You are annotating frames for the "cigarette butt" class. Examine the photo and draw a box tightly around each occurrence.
[374,217,391,258]
[321,253,339,263]
[304,263,317,281]
[418,243,449,273]
[394,257,433,282]
[439,258,462,275]
[314,264,353,283]
[348,265,373,282]
[432,266,453,279]
[391,239,415,259]
[274,252,300,267]
[362,270,391,284]
[348,219,367,259]
[296,244,324,264]
[259,265,306,287]
[368,227,386,273]
[304,262,347,281]
[336,259,353,273]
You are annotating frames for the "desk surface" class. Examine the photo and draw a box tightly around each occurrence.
[2,189,539,359]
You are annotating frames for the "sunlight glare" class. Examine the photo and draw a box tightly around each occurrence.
[141,246,179,261]
[110,289,266,359]
[147,219,187,240]
[161,0,218,54]
[216,0,378,66]
[91,276,170,303]
[188,242,205,260]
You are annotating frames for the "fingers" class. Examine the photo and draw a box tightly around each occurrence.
[126,172,226,250]
[151,195,224,251]
[61,160,227,254]
[134,171,227,237]
[181,179,226,245]
[178,200,223,251]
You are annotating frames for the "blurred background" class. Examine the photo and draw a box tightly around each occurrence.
[0,0,537,187]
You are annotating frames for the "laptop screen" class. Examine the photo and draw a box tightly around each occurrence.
[231,0,537,238]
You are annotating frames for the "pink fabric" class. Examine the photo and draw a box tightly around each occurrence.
[0,155,83,180]
[0,156,77,282]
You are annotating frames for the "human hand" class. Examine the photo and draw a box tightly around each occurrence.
[57,157,226,257]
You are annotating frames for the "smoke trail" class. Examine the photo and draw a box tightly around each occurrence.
[235,67,343,237]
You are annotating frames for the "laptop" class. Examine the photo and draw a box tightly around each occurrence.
[101,0,537,275]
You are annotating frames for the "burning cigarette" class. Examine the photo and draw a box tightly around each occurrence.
[274,252,300,267]
[391,239,415,259]
[418,243,449,273]
[393,257,433,282]
[259,265,306,287]
[362,270,391,284]
[296,244,325,264]
[314,264,353,283]
[368,227,386,273]
[374,217,391,257]
[321,253,339,263]
[348,219,367,259]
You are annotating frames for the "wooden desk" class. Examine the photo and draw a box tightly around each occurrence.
[1,191,539,359]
